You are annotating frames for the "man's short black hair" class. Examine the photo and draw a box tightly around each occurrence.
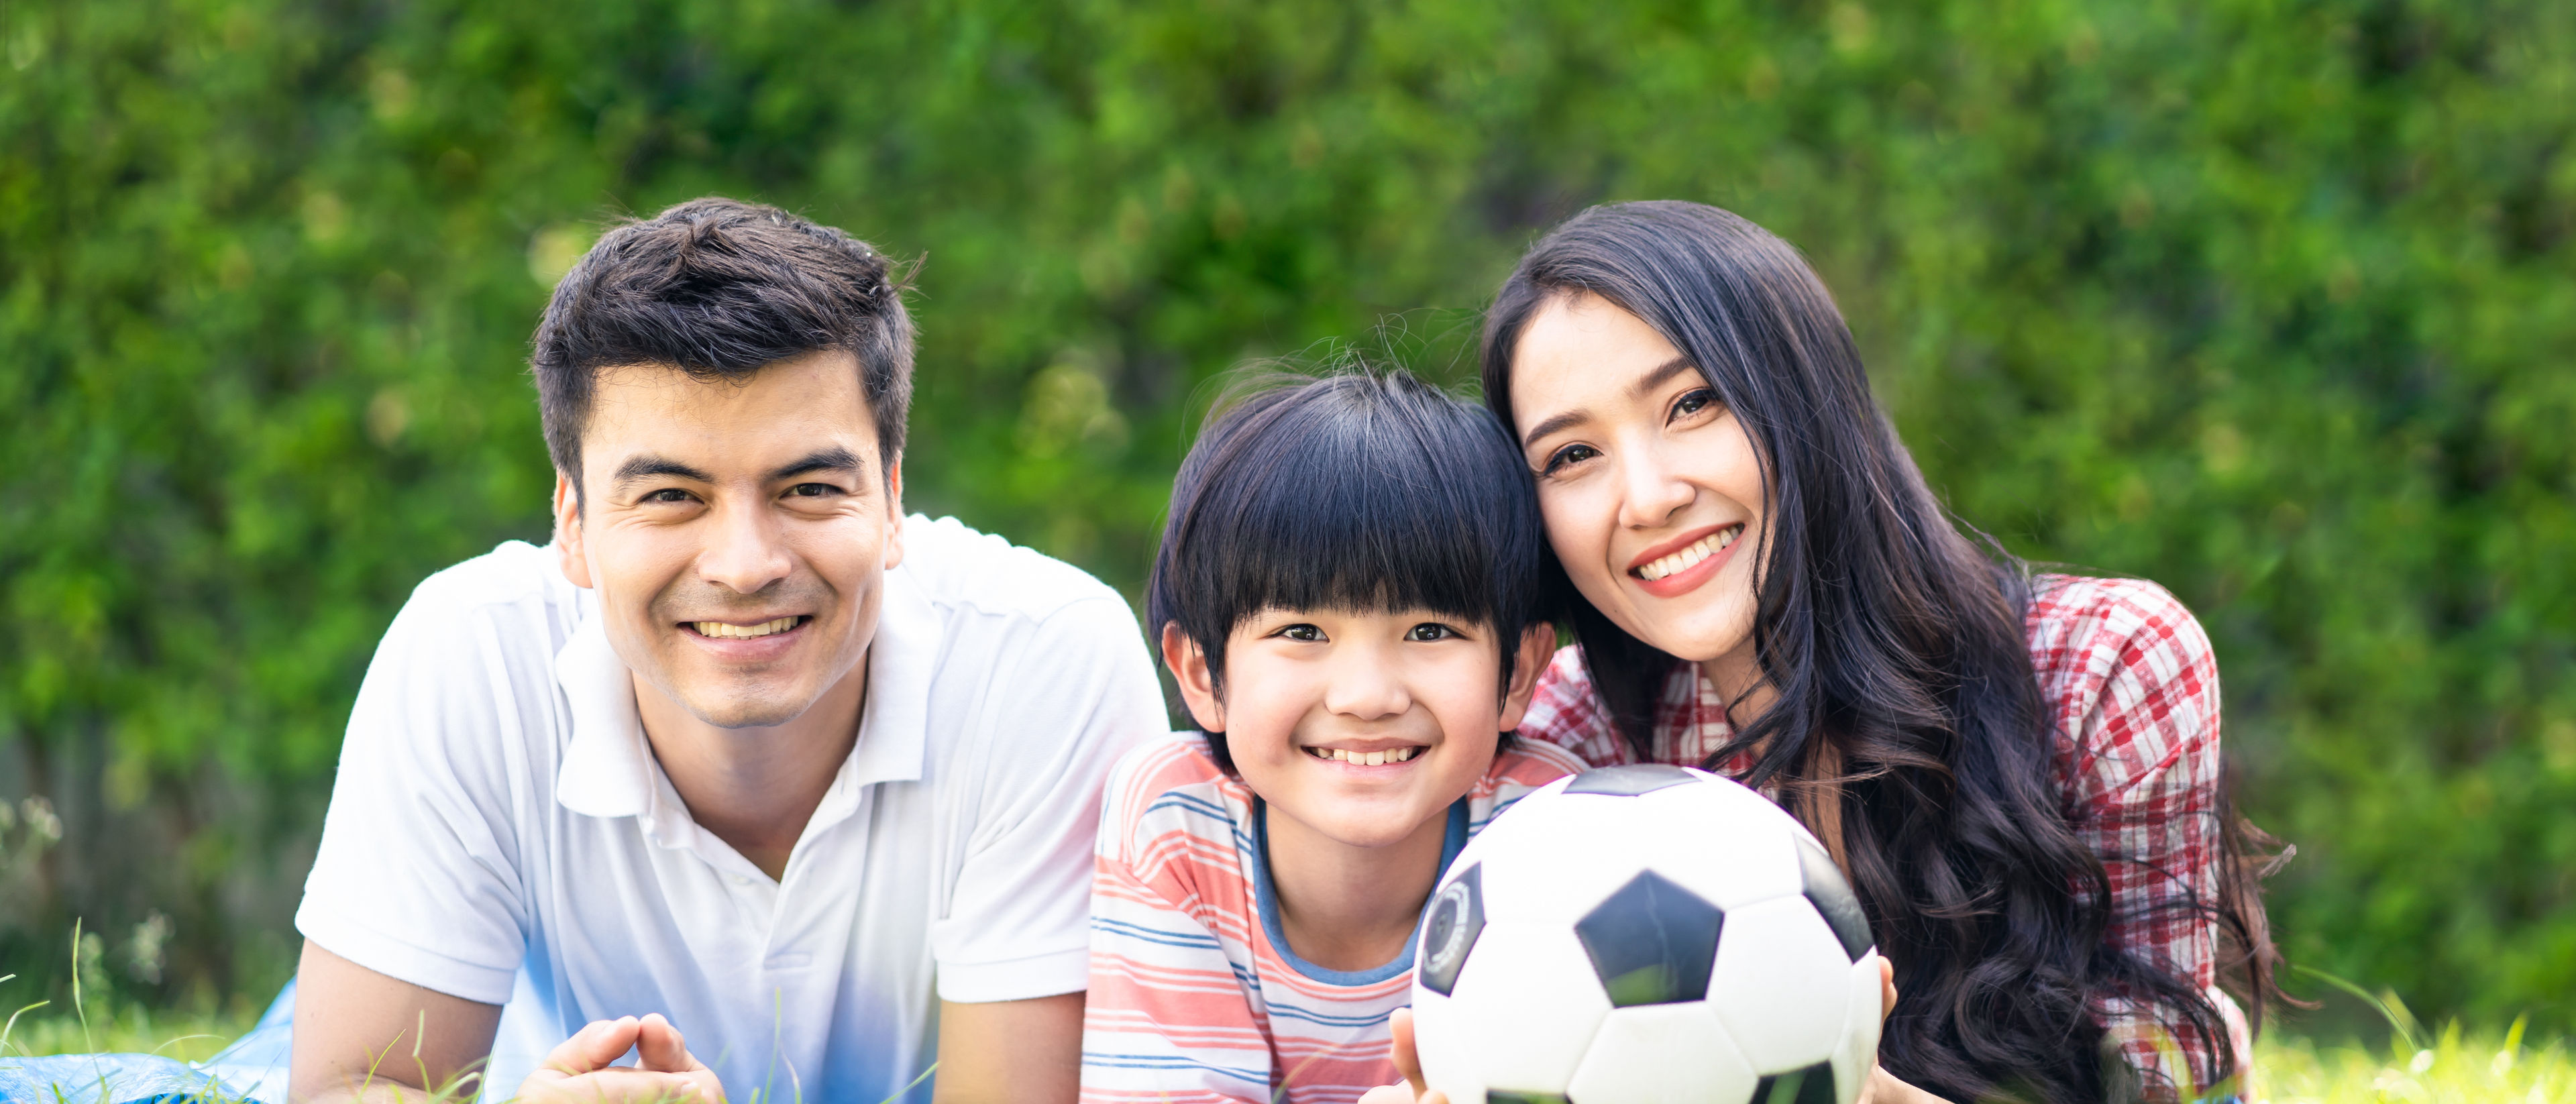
[531,197,914,490]
[1147,369,1557,771]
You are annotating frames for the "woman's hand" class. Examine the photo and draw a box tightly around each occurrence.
[1860,957,1950,1104]
[517,1013,727,1103]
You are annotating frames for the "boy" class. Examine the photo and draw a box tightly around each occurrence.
[1079,371,1586,1104]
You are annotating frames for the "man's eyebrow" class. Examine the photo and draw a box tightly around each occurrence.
[767,447,866,483]
[611,455,714,487]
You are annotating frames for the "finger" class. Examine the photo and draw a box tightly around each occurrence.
[635,1013,692,1072]
[1421,1091,1449,1104]
[545,1016,645,1076]
[1357,1086,1411,1104]
[1878,956,1898,1021]
[1389,1007,1426,1099]
[520,1068,706,1104]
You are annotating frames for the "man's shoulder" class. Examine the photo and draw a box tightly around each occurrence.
[899,514,1126,626]
[403,539,576,620]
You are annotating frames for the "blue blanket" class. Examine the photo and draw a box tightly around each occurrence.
[0,981,292,1104]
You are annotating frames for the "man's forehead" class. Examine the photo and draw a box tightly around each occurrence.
[584,355,880,474]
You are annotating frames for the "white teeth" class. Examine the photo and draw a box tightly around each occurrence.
[1637,526,1743,582]
[1306,747,1421,765]
[694,616,800,639]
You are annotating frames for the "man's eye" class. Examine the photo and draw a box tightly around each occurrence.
[788,482,841,498]
[1406,623,1458,642]
[1542,443,1601,474]
[1672,388,1720,421]
[642,488,694,504]
[1276,624,1324,642]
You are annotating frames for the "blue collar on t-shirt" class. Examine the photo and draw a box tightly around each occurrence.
[1247,796,1469,986]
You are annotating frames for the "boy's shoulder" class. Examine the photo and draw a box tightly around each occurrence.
[1099,732,1248,862]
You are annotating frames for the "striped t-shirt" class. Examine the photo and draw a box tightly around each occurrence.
[1079,734,1585,1104]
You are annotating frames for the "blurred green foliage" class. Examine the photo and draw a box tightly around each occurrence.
[2,0,2571,1035]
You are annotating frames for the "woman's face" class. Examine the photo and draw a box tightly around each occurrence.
[1508,291,1770,669]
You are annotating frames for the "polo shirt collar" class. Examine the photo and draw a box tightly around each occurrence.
[553,563,939,821]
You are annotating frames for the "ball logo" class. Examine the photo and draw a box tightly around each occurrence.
[1417,863,1485,995]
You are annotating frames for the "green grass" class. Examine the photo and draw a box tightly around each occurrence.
[5,1004,2571,1103]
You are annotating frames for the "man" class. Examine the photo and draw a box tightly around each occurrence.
[289,198,1165,1104]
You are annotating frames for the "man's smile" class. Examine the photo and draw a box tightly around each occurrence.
[686,615,810,639]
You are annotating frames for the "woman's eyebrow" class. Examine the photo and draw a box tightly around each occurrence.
[1519,355,1702,450]
[1626,355,1701,400]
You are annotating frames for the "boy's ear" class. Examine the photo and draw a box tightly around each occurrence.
[1497,623,1558,732]
[1159,623,1228,733]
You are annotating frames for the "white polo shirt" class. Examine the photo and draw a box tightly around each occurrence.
[294,516,1165,1104]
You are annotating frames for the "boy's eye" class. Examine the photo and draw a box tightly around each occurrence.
[1405,623,1458,642]
[1541,443,1601,475]
[1275,624,1325,642]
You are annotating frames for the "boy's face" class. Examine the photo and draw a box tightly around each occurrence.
[1164,610,1555,849]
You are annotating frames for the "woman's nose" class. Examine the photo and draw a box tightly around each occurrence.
[1615,442,1695,530]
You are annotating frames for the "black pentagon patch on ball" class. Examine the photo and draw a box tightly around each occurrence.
[1794,834,1873,962]
[1752,1062,1837,1104]
[1417,864,1486,995]
[1564,763,1699,796]
[1574,869,1723,1006]
[1486,1093,1570,1104]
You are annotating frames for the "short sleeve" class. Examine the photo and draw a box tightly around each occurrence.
[930,596,1168,1003]
[292,567,547,1005]
[2028,577,2233,1094]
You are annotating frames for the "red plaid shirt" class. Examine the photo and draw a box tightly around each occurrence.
[1515,573,2251,1099]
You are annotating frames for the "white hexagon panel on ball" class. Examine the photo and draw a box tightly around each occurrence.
[1442,922,1614,1097]
[1563,1002,1761,1104]
[1704,896,1857,1074]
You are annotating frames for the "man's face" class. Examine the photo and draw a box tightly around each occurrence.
[553,351,902,730]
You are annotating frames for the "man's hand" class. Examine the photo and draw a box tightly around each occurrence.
[517,1014,726,1103]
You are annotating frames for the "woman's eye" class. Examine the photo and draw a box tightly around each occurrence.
[1277,624,1324,642]
[1672,388,1719,421]
[1406,623,1458,642]
[1542,443,1601,474]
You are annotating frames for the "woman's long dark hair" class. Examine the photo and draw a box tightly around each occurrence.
[1481,202,2283,1104]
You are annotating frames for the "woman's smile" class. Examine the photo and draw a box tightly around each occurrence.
[1625,522,1746,597]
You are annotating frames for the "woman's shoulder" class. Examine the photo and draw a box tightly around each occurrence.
[2023,573,2224,801]
[1516,645,1639,766]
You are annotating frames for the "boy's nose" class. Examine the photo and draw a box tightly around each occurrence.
[1322,648,1413,721]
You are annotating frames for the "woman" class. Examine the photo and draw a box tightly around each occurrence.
[1480,202,2278,1104]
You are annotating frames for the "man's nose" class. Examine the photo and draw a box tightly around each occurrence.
[698,496,796,596]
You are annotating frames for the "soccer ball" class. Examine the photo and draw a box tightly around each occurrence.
[1410,765,1882,1104]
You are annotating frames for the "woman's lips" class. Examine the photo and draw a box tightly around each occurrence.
[1625,524,1745,599]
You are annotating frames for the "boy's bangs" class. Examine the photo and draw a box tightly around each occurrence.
[1203,432,1504,630]
[1148,369,1554,714]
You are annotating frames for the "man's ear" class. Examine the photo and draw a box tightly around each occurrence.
[551,472,594,589]
[881,455,906,571]
[1496,624,1559,732]
[1159,622,1227,733]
